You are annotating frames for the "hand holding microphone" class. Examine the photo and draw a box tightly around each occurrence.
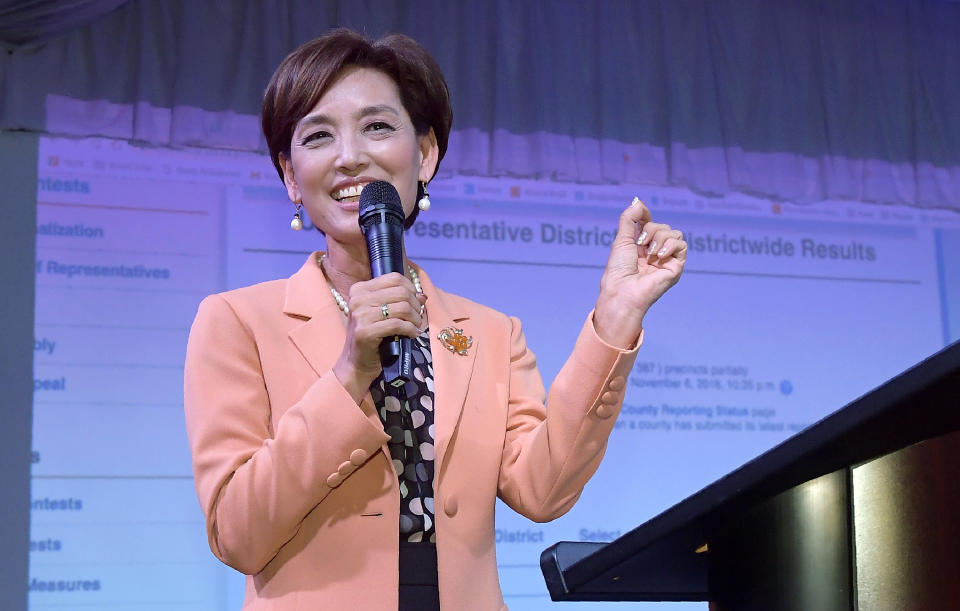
[357,181,416,388]
[331,181,425,403]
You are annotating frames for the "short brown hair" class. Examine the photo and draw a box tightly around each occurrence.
[262,29,452,226]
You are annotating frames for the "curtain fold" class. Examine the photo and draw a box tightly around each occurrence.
[2,0,958,209]
[0,0,130,46]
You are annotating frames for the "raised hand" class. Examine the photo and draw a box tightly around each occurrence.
[593,198,687,349]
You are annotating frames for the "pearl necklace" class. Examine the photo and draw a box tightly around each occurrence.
[317,253,422,316]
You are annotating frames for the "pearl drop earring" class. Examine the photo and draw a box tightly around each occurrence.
[290,202,304,231]
[418,181,431,211]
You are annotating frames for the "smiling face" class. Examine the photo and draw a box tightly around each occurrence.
[279,66,438,244]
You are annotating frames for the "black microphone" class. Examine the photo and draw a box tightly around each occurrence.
[358,181,412,388]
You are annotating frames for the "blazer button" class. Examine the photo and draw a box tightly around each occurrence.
[444,495,458,517]
[350,449,369,466]
[607,376,625,392]
[600,391,618,405]
[338,461,353,476]
[326,473,343,488]
[595,405,613,419]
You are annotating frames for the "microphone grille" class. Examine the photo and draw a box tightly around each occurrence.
[359,181,403,217]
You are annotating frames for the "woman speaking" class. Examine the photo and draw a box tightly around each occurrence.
[184,28,687,611]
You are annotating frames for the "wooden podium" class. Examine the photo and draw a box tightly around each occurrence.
[541,342,960,610]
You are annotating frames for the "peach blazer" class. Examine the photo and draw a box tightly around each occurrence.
[184,252,639,610]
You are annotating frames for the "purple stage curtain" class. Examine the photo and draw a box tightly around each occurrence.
[2,0,958,210]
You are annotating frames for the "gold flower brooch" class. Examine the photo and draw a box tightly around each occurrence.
[438,327,472,356]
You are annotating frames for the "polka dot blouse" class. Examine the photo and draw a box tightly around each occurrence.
[368,329,437,543]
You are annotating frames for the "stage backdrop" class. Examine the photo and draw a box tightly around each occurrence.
[29,135,960,610]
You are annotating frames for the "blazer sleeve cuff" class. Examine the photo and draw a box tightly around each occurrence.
[296,371,392,456]
[574,309,642,377]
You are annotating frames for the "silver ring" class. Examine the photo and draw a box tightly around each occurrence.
[381,303,390,318]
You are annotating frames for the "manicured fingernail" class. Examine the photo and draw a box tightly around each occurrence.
[637,231,648,245]
[648,240,657,254]
[630,196,641,207]
[658,247,667,257]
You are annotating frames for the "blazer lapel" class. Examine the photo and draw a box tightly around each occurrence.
[283,252,381,428]
[413,264,478,475]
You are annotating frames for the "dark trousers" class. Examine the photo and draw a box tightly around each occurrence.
[398,541,440,610]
